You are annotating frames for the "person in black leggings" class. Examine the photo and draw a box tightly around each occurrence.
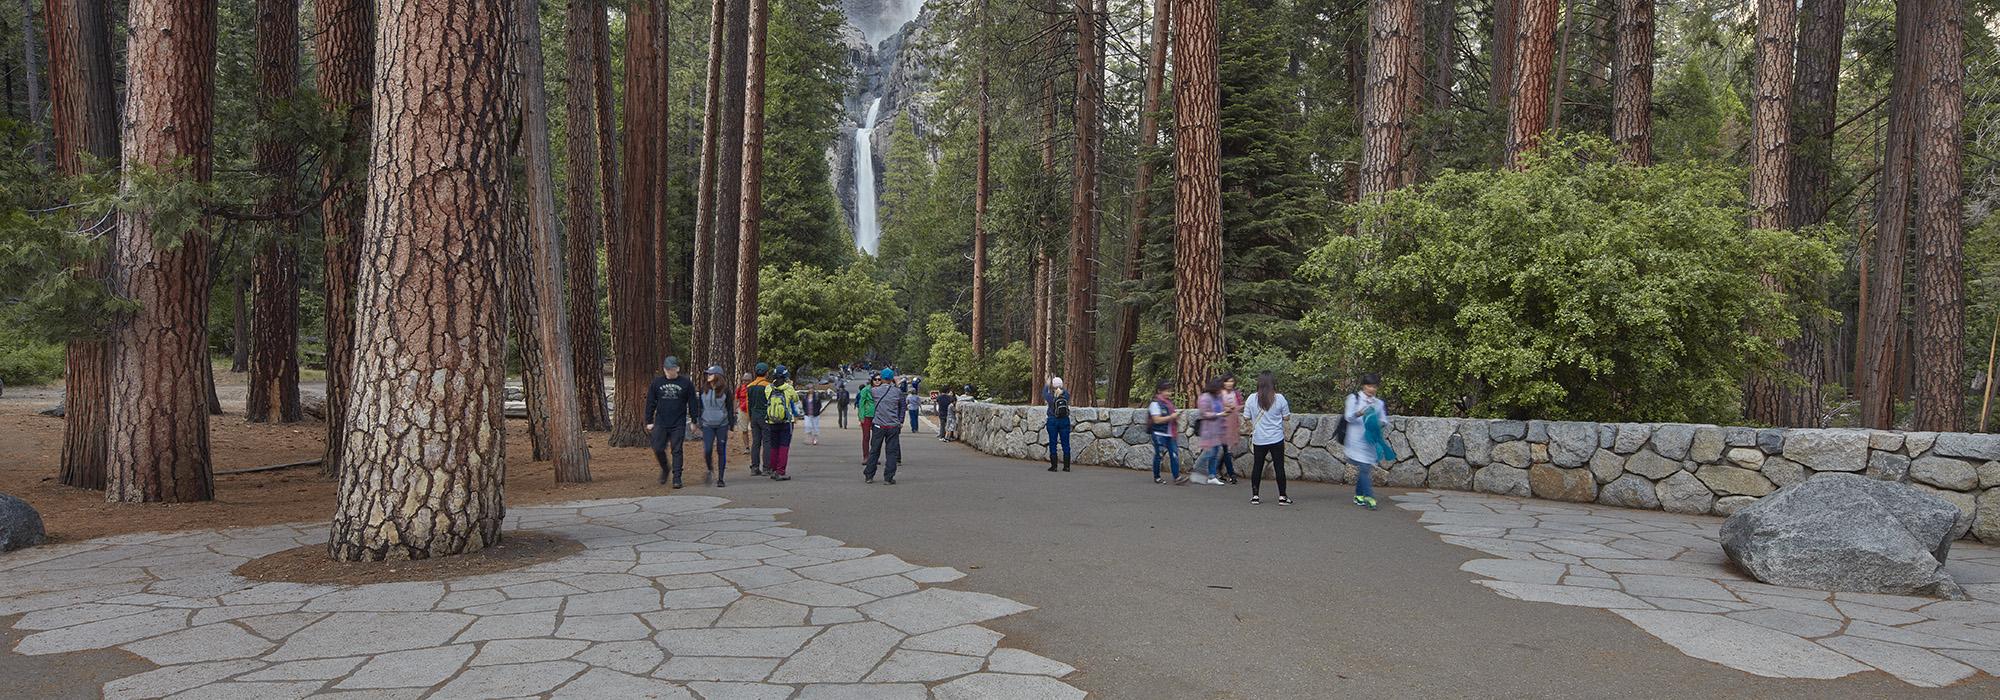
[1243,371,1293,505]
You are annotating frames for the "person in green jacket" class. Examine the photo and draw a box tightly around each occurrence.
[857,375,879,464]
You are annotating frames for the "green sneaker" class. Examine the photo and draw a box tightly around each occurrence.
[1363,496,1378,509]
[1353,495,1366,506]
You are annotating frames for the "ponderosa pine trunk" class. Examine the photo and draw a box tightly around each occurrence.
[246,0,302,424]
[21,0,45,165]
[230,273,249,372]
[644,0,675,367]
[1172,0,1223,399]
[106,0,216,503]
[1030,75,1056,405]
[1361,0,1420,200]
[329,0,511,561]
[1911,0,1965,432]
[709,0,749,379]
[509,0,592,479]
[1488,0,1516,113]
[733,0,769,376]
[592,0,622,379]
[1742,0,1800,425]
[1066,0,1099,407]
[610,0,665,448]
[689,0,726,373]
[314,0,372,478]
[45,0,118,490]
[971,0,991,359]
[1610,0,1652,164]
[1857,0,1920,429]
[1777,0,1844,420]
[565,0,611,432]
[1503,0,1555,168]
[1108,0,1169,406]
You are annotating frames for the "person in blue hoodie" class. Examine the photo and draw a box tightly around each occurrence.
[645,356,699,488]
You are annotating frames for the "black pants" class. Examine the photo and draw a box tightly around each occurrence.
[653,425,687,481]
[1252,442,1287,497]
[747,420,767,473]
[865,425,902,480]
[837,404,848,428]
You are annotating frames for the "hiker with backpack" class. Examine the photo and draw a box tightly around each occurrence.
[1243,371,1292,505]
[1341,373,1397,509]
[742,364,772,476]
[1147,380,1186,484]
[1043,376,1073,472]
[865,369,906,484]
[762,367,802,481]
[835,383,851,429]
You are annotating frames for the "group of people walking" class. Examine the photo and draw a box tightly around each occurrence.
[645,357,852,488]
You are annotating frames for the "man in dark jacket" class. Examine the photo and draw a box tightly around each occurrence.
[645,356,699,487]
[865,370,906,484]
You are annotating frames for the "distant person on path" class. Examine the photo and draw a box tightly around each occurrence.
[904,380,923,434]
[858,375,878,463]
[696,365,737,487]
[763,367,802,481]
[1243,371,1291,505]
[1195,377,1229,485]
[801,386,824,445]
[865,369,906,484]
[935,390,957,442]
[1148,381,1185,484]
[1219,374,1244,484]
[743,364,772,476]
[835,383,851,429]
[1343,373,1396,510]
[645,356,699,488]
[1043,377,1073,472]
[735,372,753,442]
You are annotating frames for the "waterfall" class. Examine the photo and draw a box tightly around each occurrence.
[853,97,883,256]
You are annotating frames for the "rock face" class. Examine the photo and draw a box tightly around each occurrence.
[0,492,46,552]
[1720,474,1971,599]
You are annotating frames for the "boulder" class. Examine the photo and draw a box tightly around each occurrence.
[1385,461,1428,488]
[1491,441,1530,468]
[1910,455,1980,491]
[1649,424,1697,461]
[0,493,46,552]
[1977,488,2000,544]
[1689,427,1725,464]
[1405,417,1454,466]
[1491,420,1527,442]
[1459,420,1492,466]
[1721,474,1971,599]
[1613,423,1651,455]
[1763,457,1807,488]
[1623,449,1682,480]
[1655,471,1716,515]
[1784,430,1869,473]
[1546,422,1597,468]
[1912,484,1978,537]
[1472,465,1531,497]
[1866,452,1911,483]
[300,391,328,421]
[1931,433,2000,461]
[1427,457,1472,491]
[1596,474,1661,510]
[1983,461,2000,489]
[1529,464,1596,503]
[1588,449,1626,484]
[1695,465,1775,497]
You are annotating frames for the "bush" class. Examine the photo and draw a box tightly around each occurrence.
[758,262,904,370]
[1301,136,1837,423]
[977,341,1032,403]
[0,328,65,387]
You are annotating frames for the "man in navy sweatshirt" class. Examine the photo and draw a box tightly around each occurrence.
[645,356,699,488]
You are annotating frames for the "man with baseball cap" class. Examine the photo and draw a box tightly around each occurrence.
[645,356,698,488]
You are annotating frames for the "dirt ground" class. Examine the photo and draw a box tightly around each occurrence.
[0,371,753,544]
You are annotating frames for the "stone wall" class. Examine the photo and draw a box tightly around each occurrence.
[953,403,2000,542]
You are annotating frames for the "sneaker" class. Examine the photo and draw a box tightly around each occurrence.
[1228,477,1239,485]
[1278,496,1293,506]
[865,476,874,484]
[1363,496,1378,509]
[703,469,714,486]
[775,475,791,481]
[1250,495,1261,505]
[1154,477,1164,484]
[1353,496,1366,506]
[1173,474,1190,485]
[672,480,683,489]
[884,478,896,485]
[716,480,727,488]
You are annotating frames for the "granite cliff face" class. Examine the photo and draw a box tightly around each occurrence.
[834,2,946,246]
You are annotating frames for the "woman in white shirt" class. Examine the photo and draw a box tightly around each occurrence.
[1242,371,1292,505]
[1343,373,1389,509]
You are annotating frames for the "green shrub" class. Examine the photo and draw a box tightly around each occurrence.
[0,328,65,387]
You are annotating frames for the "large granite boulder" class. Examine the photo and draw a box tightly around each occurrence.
[1,493,46,552]
[1721,474,1971,599]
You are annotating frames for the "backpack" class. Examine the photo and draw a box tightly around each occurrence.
[1051,391,1070,419]
[766,388,795,424]
[745,383,769,420]
[1331,392,1355,445]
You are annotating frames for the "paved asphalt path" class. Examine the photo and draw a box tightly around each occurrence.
[723,414,2000,699]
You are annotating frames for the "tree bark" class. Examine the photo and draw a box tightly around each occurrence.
[1108,0,1169,407]
[1857,0,1920,429]
[1172,0,1223,399]
[1361,0,1421,200]
[1030,75,1056,405]
[732,0,769,377]
[1428,0,1455,114]
[21,0,46,165]
[230,271,250,372]
[329,0,511,561]
[313,0,372,477]
[1065,0,1100,407]
[1911,0,1965,432]
[45,0,119,490]
[611,0,664,448]
[565,0,610,431]
[246,0,302,424]
[709,0,750,379]
[689,0,726,373]
[1773,0,1844,424]
[592,0,621,371]
[1503,0,1556,168]
[971,0,991,359]
[1610,0,1651,164]
[106,0,216,503]
[510,0,592,479]
[1742,0,1800,425]
[646,0,675,370]
[1488,0,1516,112]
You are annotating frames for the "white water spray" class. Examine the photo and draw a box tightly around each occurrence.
[854,97,883,256]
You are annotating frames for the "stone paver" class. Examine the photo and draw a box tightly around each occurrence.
[0,496,1083,698]
[1399,490,2000,686]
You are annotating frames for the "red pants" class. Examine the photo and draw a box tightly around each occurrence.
[861,418,873,460]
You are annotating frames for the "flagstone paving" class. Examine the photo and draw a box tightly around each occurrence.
[1394,490,2000,687]
[0,496,1084,699]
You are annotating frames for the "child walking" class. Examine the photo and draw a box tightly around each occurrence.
[1342,373,1396,509]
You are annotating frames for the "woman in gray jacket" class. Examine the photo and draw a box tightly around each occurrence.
[697,366,738,487]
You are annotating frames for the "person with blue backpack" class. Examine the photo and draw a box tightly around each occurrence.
[1341,373,1397,509]
[762,367,802,481]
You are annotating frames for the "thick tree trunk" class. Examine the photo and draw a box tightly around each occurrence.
[689,0,726,373]
[1503,0,1556,168]
[1771,0,1845,425]
[646,0,675,369]
[709,0,750,379]
[314,0,372,477]
[971,0,991,359]
[565,0,610,431]
[45,0,119,491]
[1066,0,1099,407]
[1172,0,1223,399]
[1030,76,1056,405]
[1610,0,1651,164]
[611,0,664,448]
[1108,0,1169,407]
[510,0,592,479]
[1857,0,1920,429]
[1361,0,1420,200]
[592,0,621,373]
[246,0,302,424]
[1428,0,1453,111]
[1743,0,1801,425]
[733,0,769,376]
[1488,0,1516,111]
[1911,0,1965,432]
[329,0,511,561]
[1030,251,1049,404]
[106,0,216,503]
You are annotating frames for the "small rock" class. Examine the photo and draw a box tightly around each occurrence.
[39,402,65,417]
[1472,465,1530,498]
[1905,432,1939,457]
[1867,452,1911,483]
[1598,424,1617,449]
[1910,456,1980,492]
[1526,420,1550,444]
[1655,471,1716,515]
[1869,431,1906,453]
[1713,495,1758,517]
[1721,474,1969,599]
[1696,465,1775,497]
[1385,461,1428,488]
[1763,457,1807,488]
[1613,423,1651,455]
[1427,457,1472,491]
[1976,488,2000,544]
[1624,449,1683,480]
[1546,422,1597,468]
[0,492,47,552]
[1981,462,2000,489]
[1689,427,1725,463]
[1588,449,1625,484]
[1530,443,1550,465]
[1491,420,1526,442]
[1491,441,1530,468]
[1650,424,1697,461]
[1596,474,1662,510]
[1758,429,1787,455]
[1726,447,1765,470]
[1784,430,1870,473]
[1724,427,1758,448]
[1529,464,1597,503]
[1458,420,1492,466]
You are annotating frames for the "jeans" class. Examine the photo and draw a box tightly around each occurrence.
[652,425,687,482]
[1349,458,1376,499]
[860,417,874,461]
[1220,446,1239,478]
[765,422,794,475]
[1151,433,1180,480]
[939,406,953,437]
[747,420,768,473]
[1198,445,1225,480]
[865,425,903,480]
[1252,442,1286,497]
[908,407,922,433]
[1046,418,1072,464]
[700,425,729,478]
[804,415,820,436]
[838,405,848,428]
